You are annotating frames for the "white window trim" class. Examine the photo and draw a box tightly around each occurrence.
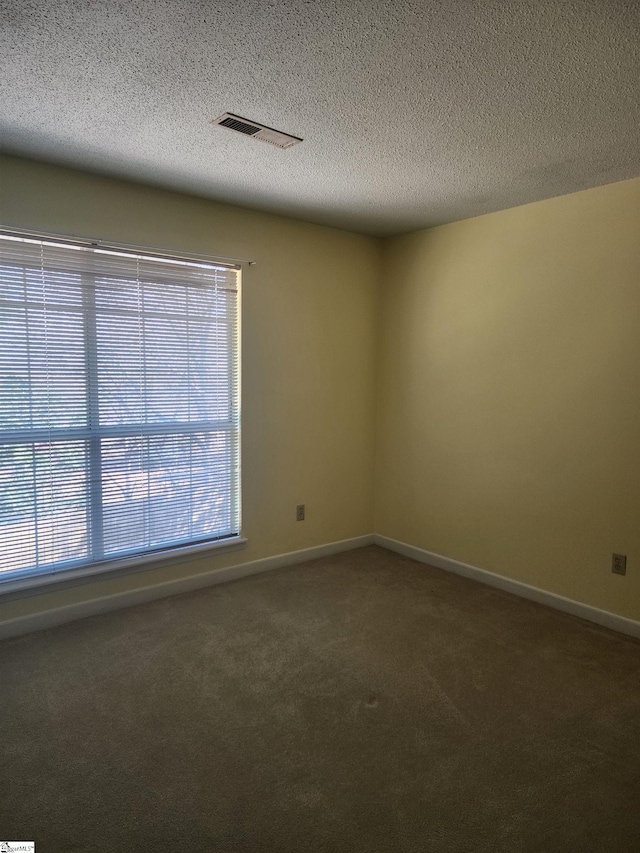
[0,534,248,597]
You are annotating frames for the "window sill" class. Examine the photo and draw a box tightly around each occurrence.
[0,536,248,599]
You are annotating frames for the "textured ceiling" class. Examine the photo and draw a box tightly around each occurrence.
[1,0,639,236]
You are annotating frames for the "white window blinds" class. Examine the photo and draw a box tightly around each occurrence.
[0,232,241,582]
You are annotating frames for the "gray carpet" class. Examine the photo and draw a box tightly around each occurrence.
[1,545,640,852]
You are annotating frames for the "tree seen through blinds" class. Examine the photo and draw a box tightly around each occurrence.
[0,232,241,581]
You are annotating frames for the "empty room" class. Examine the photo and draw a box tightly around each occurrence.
[1,1,639,850]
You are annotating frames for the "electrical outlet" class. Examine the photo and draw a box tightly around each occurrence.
[296,504,305,521]
[612,553,627,576]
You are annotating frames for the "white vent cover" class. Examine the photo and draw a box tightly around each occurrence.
[212,113,303,149]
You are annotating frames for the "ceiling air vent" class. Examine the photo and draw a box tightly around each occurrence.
[212,113,303,149]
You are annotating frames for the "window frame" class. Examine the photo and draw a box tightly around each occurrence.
[0,230,245,596]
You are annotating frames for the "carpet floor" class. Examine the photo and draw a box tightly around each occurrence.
[1,545,640,852]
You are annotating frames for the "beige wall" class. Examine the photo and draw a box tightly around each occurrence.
[2,156,640,628]
[0,155,379,621]
[376,178,640,621]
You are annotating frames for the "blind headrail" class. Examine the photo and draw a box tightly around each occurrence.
[0,226,256,269]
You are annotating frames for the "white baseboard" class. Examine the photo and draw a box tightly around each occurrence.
[0,534,375,641]
[5,532,639,643]
[374,534,640,641]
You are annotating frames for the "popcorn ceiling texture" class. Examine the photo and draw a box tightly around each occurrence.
[1,0,639,236]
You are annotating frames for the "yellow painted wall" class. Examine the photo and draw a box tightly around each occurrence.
[2,156,640,628]
[376,178,640,620]
[0,155,379,621]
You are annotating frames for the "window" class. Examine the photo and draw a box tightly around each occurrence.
[0,231,241,585]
